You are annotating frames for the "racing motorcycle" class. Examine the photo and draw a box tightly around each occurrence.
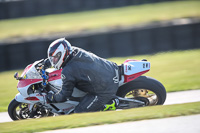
[8,59,166,121]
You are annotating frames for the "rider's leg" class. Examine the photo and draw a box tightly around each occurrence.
[74,93,112,113]
[103,98,119,111]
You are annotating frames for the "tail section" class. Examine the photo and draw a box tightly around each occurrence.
[122,59,150,83]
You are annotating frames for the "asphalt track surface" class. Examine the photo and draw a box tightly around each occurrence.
[0,90,200,132]
[40,114,200,133]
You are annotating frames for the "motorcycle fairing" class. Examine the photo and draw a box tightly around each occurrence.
[123,59,150,83]
[47,69,62,82]
[15,92,80,114]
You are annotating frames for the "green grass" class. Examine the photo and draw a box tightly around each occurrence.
[0,102,200,133]
[0,70,23,112]
[0,49,200,112]
[109,49,200,92]
[0,1,200,40]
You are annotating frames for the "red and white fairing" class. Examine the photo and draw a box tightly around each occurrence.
[122,59,150,83]
[17,61,43,98]
[16,60,62,98]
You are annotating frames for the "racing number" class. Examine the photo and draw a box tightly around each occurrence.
[143,63,150,68]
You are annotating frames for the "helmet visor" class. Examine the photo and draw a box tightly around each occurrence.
[49,52,62,65]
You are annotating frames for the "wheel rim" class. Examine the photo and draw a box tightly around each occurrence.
[124,89,159,105]
[14,103,30,120]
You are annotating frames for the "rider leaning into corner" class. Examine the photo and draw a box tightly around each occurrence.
[44,38,120,113]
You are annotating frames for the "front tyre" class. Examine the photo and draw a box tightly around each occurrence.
[117,76,166,105]
[8,99,30,120]
[8,99,54,121]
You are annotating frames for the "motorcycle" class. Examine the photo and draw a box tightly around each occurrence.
[8,59,166,120]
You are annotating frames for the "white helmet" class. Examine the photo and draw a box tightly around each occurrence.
[47,38,72,69]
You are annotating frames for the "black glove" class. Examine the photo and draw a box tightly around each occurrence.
[43,58,52,69]
[45,93,56,103]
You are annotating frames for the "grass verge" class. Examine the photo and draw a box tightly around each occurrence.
[0,1,200,40]
[0,102,200,133]
[0,49,200,112]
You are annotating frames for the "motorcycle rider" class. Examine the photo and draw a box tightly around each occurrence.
[45,38,120,113]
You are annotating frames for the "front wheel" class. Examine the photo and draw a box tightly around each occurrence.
[8,99,53,121]
[117,76,166,106]
[8,99,30,120]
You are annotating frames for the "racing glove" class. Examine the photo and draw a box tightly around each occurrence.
[45,93,56,103]
[43,58,52,69]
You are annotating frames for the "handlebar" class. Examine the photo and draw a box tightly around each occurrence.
[41,69,49,87]
[35,60,49,87]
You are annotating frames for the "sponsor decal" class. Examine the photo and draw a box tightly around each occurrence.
[36,94,43,96]
[23,74,27,79]
[61,74,66,80]
[113,69,119,84]
[62,106,74,112]
[128,76,135,80]
[143,63,150,68]
[128,65,131,70]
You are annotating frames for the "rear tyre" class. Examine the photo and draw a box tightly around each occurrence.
[117,76,166,105]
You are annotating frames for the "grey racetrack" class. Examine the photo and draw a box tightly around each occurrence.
[40,114,200,133]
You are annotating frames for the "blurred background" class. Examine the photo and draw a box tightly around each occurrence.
[0,0,200,71]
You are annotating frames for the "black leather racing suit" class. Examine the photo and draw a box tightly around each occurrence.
[48,47,119,113]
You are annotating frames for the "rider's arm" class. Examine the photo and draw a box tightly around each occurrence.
[51,67,76,103]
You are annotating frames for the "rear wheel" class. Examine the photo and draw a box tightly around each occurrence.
[117,76,166,106]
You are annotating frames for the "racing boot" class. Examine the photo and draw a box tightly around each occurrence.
[103,98,119,111]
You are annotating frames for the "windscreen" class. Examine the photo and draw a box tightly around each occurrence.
[21,63,42,79]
